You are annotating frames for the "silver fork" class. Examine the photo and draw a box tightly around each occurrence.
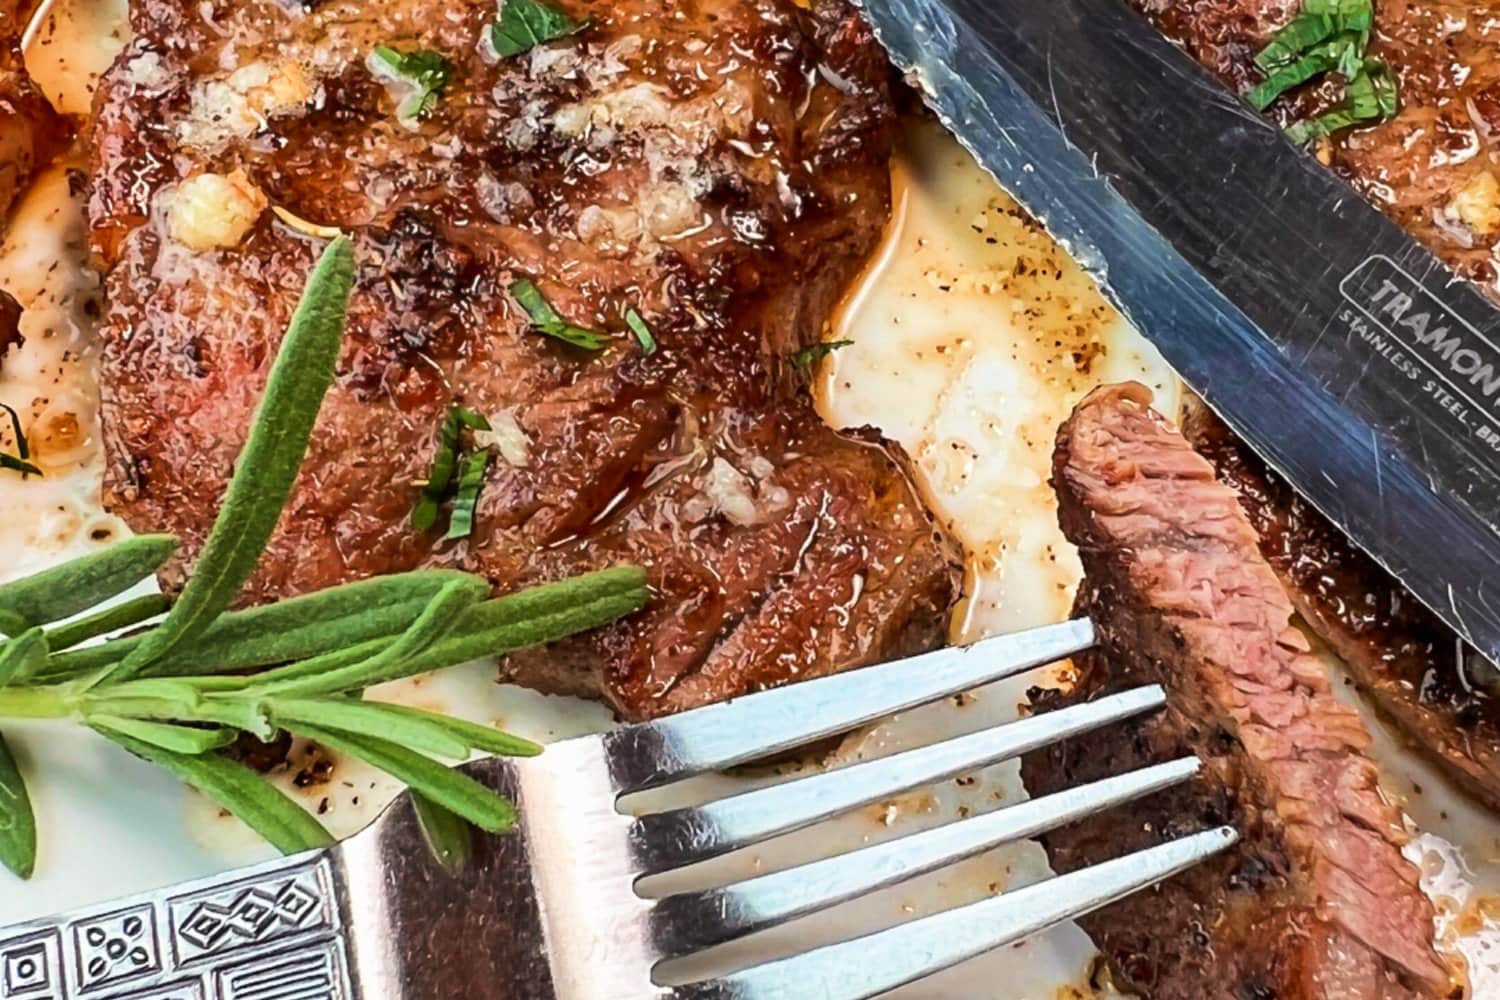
[0,619,1235,1000]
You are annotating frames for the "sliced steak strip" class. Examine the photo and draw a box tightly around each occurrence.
[1022,383,1452,1000]
[1183,398,1500,812]
[89,0,957,720]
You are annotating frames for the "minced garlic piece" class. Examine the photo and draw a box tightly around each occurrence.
[473,407,531,467]
[1446,170,1500,236]
[167,170,268,251]
[181,61,314,149]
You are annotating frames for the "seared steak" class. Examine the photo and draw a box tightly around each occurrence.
[1133,0,1500,809]
[1022,384,1452,1000]
[1184,398,1500,812]
[1132,0,1500,297]
[0,0,66,225]
[88,0,957,719]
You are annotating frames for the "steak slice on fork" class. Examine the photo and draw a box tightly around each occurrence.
[1023,383,1453,999]
[87,0,957,719]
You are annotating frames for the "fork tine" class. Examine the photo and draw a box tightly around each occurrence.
[602,619,1095,793]
[629,684,1163,873]
[670,826,1239,1000]
[649,757,1200,957]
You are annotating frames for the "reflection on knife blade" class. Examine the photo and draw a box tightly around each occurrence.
[857,0,1500,672]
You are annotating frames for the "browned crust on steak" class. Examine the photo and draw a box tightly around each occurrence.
[1183,397,1500,812]
[88,0,958,719]
[1022,383,1451,1000]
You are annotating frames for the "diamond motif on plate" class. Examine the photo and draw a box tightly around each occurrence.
[168,863,333,967]
[178,883,317,954]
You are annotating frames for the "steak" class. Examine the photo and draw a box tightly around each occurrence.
[88,0,957,719]
[0,0,66,225]
[1184,399,1500,812]
[1021,383,1453,1000]
[1131,0,1500,807]
[1131,0,1500,296]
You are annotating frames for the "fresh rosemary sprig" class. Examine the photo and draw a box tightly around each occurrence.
[0,238,650,878]
[111,240,357,682]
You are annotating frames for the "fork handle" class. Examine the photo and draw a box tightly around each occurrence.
[0,849,355,999]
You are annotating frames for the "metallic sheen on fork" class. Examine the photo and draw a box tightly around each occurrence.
[0,620,1236,999]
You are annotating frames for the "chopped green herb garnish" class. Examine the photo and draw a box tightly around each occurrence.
[509,279,611,351]
[1245,33,1361,110]
[1287,60,1399,144]
[369,45,454,123]
[790,339,854,372]
[445,449,490,541]
[1254,12,1335,71]
[490,0,588,58]
[413,406,491,532]
[1255,0,1370,70]
[1244,0,1396,142]
[0,403,38,478]
[625,308,657,355]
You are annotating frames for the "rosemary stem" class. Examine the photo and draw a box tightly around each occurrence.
[0,686,72,719]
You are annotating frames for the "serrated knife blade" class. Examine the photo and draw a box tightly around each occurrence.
[858,0,1500,664]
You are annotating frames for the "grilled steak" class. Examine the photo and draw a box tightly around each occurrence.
[1132,0,1500,296]
[1022,383,1452,1000]
[1184,399,1500,811]
[88,0,957,719]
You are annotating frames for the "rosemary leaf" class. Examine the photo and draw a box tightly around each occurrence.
[89,716,235,755]
[0,534,176,631]
[267,697,472,759]
[244,577,486,696]
[370,704,541,757]
[45,594,169,652]
[0,610,25,639]
[0,731,36,879]
[0,628,47,686]
[98,729,334,854]
[288,723,517,832]
[386,577,646,680]
[412,792,472,874]
[251,565,647,696]
[42,570,483,682]
[114,238,356,679]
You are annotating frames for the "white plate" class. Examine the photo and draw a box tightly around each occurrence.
[3,3,1499,995]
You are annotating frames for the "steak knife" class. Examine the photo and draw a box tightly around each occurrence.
[858,0,1500,666]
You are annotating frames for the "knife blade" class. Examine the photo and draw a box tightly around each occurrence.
[858,0,1500,665]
